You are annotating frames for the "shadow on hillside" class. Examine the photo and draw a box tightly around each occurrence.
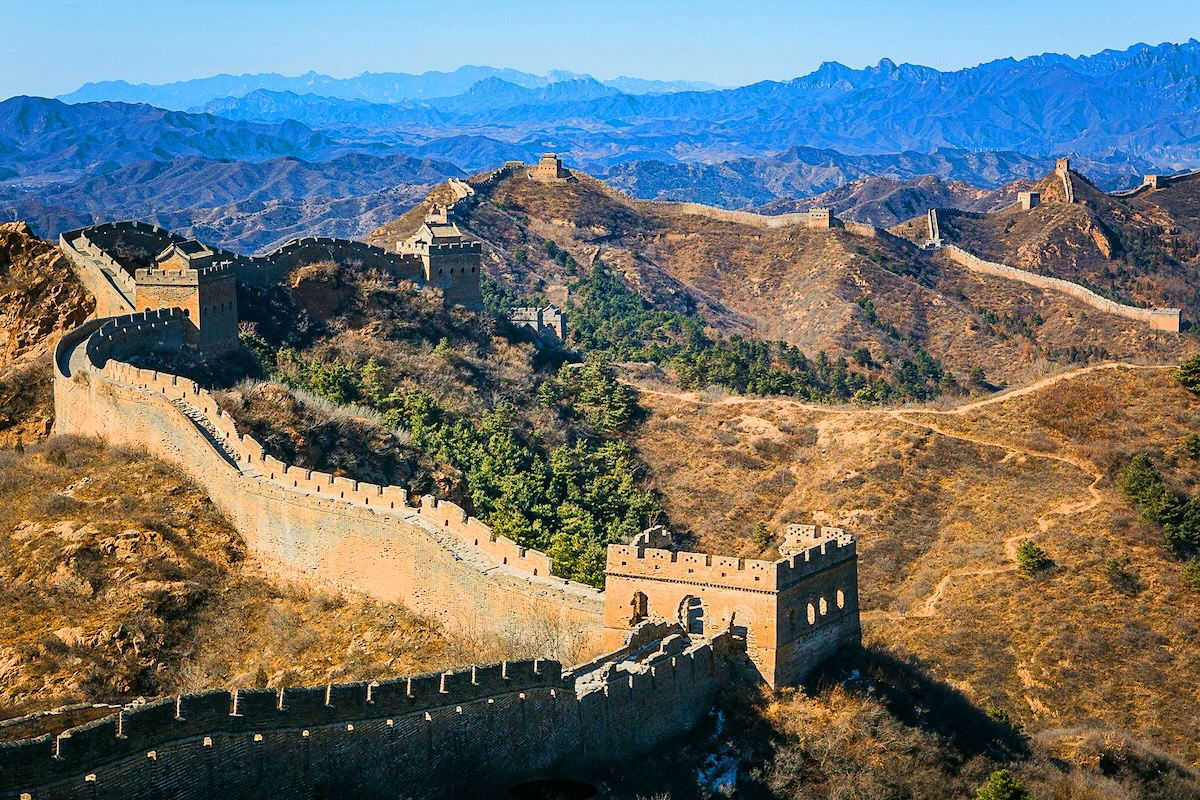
[810,643,1030,759]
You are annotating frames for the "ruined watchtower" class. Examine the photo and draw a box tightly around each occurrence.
[134,241,238,354]
[602,524,860,687]
[509,304,566,340]
[1018,191,1041,210]
[397,211,484,310]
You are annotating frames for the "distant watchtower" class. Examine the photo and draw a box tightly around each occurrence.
[396,211,483,310]
[134,241,238,354]
[602,523,860,687]
[1018,191,1041,210]
[529,153,569,183]
[805,207,833,229]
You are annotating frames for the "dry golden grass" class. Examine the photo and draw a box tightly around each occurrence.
[0,437,460,719]
[629,365,1200,768]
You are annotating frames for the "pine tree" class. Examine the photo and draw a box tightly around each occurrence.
[974,770,1030,800]
[1175,355,1200,394]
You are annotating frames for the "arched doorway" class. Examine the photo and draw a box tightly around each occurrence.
[629,591,649,626]
[680,596,705,635]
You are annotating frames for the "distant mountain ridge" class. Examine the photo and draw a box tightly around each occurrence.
[83,39,1200,172]
[58,66,720,109]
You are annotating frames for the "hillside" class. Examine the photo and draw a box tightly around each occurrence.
[913,166,1200,313]
[0,435,459,720]
[0,222,92,446]
[626,363,1200,769]
[371,169,1192,392]
[0,153,460,251]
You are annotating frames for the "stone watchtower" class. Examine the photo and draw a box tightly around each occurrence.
[134,241,238,354]
[806,207,833,229]
[1018,191,1041,210]
[529,153,569,183]
[602,523,860,687]
[396,212,483,310]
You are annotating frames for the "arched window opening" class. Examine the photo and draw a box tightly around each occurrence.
[680,596,705,635]
[819,597,828,616]
[807,603,816,625]
[836,589,845,609]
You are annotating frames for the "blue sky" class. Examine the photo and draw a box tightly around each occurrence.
[2,0,1198,99]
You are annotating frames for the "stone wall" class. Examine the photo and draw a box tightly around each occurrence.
[53,318,606,653]
[942,244,1182,332]
[0,635,729,800]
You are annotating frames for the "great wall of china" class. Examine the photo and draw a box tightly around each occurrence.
[8,151,1187,798]
[921,160,1183,333]
[0,198,861,795]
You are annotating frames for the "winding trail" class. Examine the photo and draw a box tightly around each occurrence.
[629,362,1172,620]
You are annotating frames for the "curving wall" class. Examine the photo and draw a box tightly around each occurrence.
[53,316,607,652]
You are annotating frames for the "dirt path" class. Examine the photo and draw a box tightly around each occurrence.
[629,361,1166,620]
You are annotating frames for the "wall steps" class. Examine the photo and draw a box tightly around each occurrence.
[171,398,243,469]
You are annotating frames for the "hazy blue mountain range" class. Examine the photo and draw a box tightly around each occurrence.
[0,153,460,251]
[3,39,1198,249]
[58,66,719,110]
[93,39,1200,171]
[0,96,344,181]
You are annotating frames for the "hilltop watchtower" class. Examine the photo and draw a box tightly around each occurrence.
[529,153,569,183]
[133,241,238,354]
[806,207,833,229]
[397,212,483,310]
[602,523,860,687]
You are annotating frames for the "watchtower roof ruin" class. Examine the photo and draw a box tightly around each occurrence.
[155,240,215,269]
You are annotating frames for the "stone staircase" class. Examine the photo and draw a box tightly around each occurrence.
[171,398,244,470]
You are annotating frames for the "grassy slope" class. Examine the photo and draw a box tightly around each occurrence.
[628,365,1200,768]
[371,173,1191,389]
[0,437,462,719]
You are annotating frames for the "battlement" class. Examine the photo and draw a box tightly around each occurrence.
[133,262,235,283]
[0,660,563,778]
[607,545,782,591]
[942,244,1181,332]
[608,533,856,592]
[69,318,587,597]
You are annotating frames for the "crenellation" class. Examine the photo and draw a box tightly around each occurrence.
[117,699,177,747]
[54,715,121,762]
[325,683,372,719]
[231,688,281,720]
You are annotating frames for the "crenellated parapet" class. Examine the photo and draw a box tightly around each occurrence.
[0,631,730,800]
[53,314,605,658]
